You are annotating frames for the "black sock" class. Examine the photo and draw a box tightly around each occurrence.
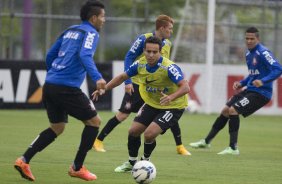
[170,123,182,146]
[73,126,98,171]
[23,128,57,163]
[205,114,229,144]
[143,141,156,159]
[97,116,120,141]
[128,135,141,158]
[229,115,240,150]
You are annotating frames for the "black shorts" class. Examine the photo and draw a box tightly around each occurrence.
[226,90,270,117]
[42,83,97,123]
[134,104,184,133]
[119,83,144,114]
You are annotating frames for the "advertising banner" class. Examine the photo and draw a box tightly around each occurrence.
[0,61,112,109]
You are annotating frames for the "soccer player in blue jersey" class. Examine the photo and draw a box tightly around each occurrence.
[94,15,191,156]
[92,36,190,172]
[190,27,282,155]
[14,0,106,181]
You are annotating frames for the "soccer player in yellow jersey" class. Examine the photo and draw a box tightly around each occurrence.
[93,14,190,156]
[92,36,190,172]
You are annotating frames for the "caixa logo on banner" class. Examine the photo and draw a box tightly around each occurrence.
[0,69,46,104]
[0,61,112,109]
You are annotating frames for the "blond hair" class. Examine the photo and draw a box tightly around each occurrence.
[155,15,174,30]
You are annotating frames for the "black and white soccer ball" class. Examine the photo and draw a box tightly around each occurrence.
[131,160,157,184]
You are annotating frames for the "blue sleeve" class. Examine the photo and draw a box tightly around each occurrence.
[167,64,185,84]
[260,50,282,83]
[46,36,63,71]
[125,61,139,77]
[240,75,251,86]
[79,31,103,82]
[124,35,146,85]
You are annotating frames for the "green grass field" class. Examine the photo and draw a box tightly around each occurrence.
[0,110,281,184]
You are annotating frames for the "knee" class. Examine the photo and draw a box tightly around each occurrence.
[144,131,154,142]
[228,106,238,115]
[84,115,101,127]
[50,123,65,136]
[221,106,229,117]
[116,111,129,122]
[128,127,140,137]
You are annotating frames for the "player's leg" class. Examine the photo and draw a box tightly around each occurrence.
[144,108,185,159]
[14,83,67,181]
[115,104,154,173]
[170,123,191,155]
[114,121,147,172]
[68,116,100,181]
[190,106,230,148]
[66,90,101,181]
[218,91,269,155]
[94,111,129,152]
[189,91,245,149]
[94,83,143,152]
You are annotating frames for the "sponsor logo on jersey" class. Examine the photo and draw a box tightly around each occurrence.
[84,32,96,49]
[145,86,168,93]
[63,31,79,40]
[130,38,142,53]
[145,78,157,84]
[248,69,260,75]
[168,65,182,80]
[262,51,275,65]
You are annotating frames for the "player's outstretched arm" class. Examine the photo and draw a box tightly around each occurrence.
[92,73,129,101]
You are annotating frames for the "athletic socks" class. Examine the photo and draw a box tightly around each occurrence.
[128,135,141,158]
[73,126,98,171]
[97,116,120,141]
[229,115,240,150]
[170,123,182,146]
[205,114,229,143]
[23,128,57,163]
[143,141,156,159]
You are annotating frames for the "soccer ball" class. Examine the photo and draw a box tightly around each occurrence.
[131,160,157,184]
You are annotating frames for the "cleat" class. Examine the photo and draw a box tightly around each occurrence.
[68,165,97,181]
[217,147,239,155]
[14,157,35,181]
[176,145,192,156]
[114,161,133,173]
[141,156,150,161]
[93,139,106,152]
[189,139,211,149]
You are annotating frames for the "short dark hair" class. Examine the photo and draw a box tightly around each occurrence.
[144,36,162,51]
[246,27,259,38]
[80,0,105,21]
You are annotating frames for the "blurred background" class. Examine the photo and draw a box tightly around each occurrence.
[1,0,282,64]
[0,0,282,114]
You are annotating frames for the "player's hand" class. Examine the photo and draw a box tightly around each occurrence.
[125,83,134,95]
[96,78,107,90]
[252,79,263,87]
[91,89,105,101]
[233,81,242,90]
[160,92,171,106]
[91,90,100,101]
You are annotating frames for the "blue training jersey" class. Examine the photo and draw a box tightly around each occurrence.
[45,21,103,88]
[240,43,282,99]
